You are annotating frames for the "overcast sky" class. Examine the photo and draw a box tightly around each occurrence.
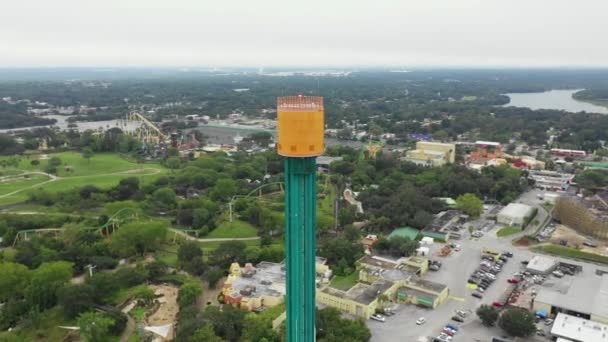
[1,0,607,68]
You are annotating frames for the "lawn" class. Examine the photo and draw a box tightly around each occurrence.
[109,284,150,306]
[496,226,521,237]
[533,245,608,265]
[0,152,166,205]
[199,238,264,252]
[0,307,75,342]
[0,173,50,195]
[330,271,358,291]
[206,220,258,238]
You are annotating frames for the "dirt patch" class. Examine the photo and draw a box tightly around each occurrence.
[550,224,608,256]
[146,284,179,326]
[199,277,225,307]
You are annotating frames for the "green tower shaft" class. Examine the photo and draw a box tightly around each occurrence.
[284,157,317,342]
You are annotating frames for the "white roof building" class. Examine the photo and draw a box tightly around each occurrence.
[496,203,534,228]
[526,255,558,274]
[551,313,608,342]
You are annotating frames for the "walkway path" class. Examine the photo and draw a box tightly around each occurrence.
[170,228,260,242]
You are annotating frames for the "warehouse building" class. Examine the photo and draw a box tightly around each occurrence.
[526,255,559,275]
[404,141,456,167]
[533,273,608,324]
[550,313,608,342]
[496,203,535,228]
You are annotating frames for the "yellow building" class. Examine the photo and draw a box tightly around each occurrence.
[405,141,456,167]
[397,278,449,308]
[317,279,402,318]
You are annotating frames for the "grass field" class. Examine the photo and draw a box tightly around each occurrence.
[0,152,166,205]
[533,245,608,265]
[206,220,258,238]
[496,226,521,237]
[329,271,358,291]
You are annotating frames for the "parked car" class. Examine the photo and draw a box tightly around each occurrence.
[451,315,465,322]
[442,328,455,336]
[492,301,504,308]
[370,314,385,322]
[446,324,460,331]
[477,287,485,293]
[472,231,483,238]
[456,310,468,317]
[503,251,514,257]
[552,270,564,278]
[545,318,554,325]
[521,260,529,265]
[416,317,426,325]
[507,278,520,284]
[436,333,453,341]
[583,241,598,248]
[430,265,440,271]
[472,292,483,299]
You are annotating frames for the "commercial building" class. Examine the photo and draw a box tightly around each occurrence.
[554,192,608,240]
[317,255,448,318]
[533,273,608,324]
[317,279,400,318]
[550,313,608,342]
[525,255,559,275]
[422,210,463,241]
[404,141,456,167]
[529,170,574,191]
[470,141,503,162]
[496,203,535,228]
[551,148,587,158]
[396,278,449,309]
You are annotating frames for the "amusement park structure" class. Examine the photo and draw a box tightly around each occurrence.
[120,111,166,144]
[277,95,324,342]
[12,207,140,246]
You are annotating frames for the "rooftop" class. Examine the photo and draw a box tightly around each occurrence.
[406,277,448,293]
[230,261,286,299]
[551,313,608,342]
[347,280,395,305]
[536,272,608,319]
[423,210,460,234]
[526,255,559,273]
[388,227,420,240]
[498,203,534,219]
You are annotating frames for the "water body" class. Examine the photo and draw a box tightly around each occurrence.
[503,89,608,114]
[0,114,140,134]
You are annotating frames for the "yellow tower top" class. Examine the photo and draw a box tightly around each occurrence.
[277,95,325,157]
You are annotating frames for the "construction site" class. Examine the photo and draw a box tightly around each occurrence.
[554,192,608,240]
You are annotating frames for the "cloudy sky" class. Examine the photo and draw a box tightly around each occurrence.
[1,0,606,67]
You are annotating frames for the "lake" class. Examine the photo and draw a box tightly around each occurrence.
[0,114,141,134]
[503,89,608,114]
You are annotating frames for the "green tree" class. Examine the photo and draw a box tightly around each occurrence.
[109,222,167,257]
[151,187,177,211]
[476,304,499,326]
[82,148,94,163]
[210,241,247,269]
[178,282,202,308]
[165,156,181,171]
[338,206,356,227]
[455,193,483,218]
[241,313,279,342]
[316,307,371,342]
[0,262,31,301]
[211,178,237,201]
[48,156,62,168]
[498,308,536,337]
[30,159,40,167]
[58,284,96,318]
[189,324,223,342]
[78,311,114,342]
[26,261,73,311]
[134,286,155,305]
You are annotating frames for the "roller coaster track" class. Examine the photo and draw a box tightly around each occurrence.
[12,207,140,246]
[122,111,166,144]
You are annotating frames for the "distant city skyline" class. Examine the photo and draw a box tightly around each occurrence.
[1,0,607,67]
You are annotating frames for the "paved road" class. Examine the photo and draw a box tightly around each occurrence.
[169,228,260,242]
